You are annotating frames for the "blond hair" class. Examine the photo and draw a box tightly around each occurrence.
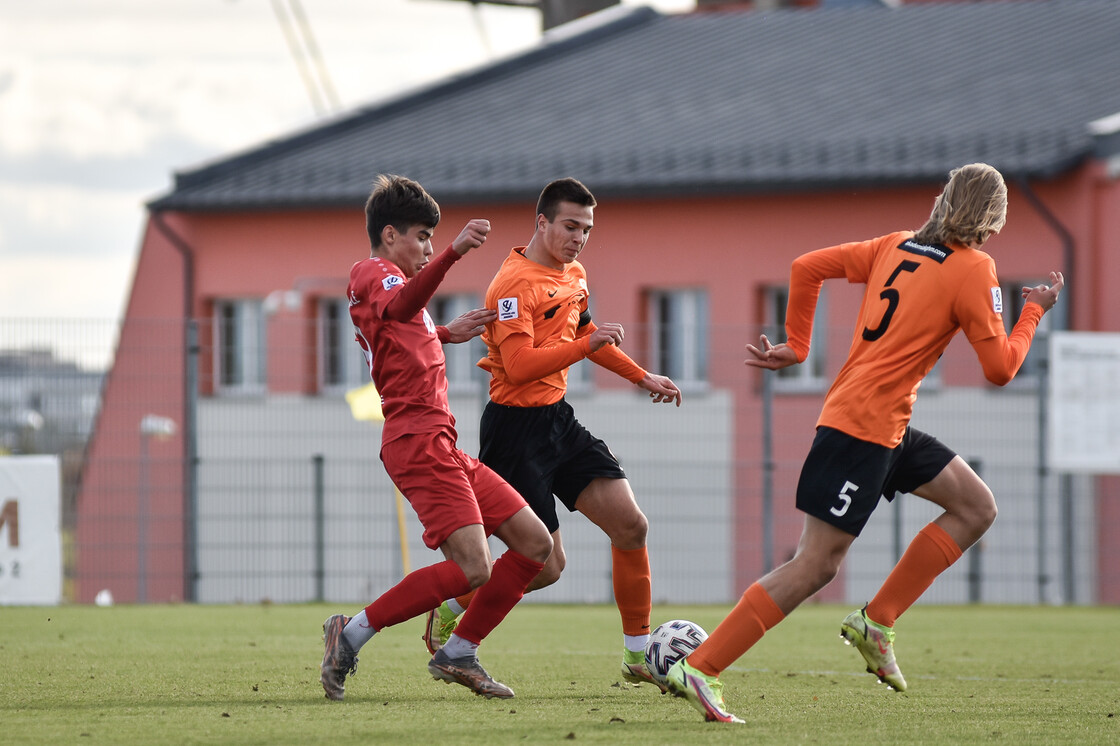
[913,163,1007,247]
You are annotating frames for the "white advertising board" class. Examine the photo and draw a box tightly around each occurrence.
[1048,331,1120,473]
[0,455,62,605]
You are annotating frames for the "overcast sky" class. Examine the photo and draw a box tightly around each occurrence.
[0,0,690,361]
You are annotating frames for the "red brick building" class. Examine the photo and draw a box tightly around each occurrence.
[76,2,1120,605]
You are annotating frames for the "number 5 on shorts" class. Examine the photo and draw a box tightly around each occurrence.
[832,481,858,517]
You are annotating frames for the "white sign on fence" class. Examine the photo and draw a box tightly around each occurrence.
[1048,331,1120,473]
[0,455,62,605]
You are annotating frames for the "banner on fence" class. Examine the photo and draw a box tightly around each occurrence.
[1048,331,1120,473]
[0,455,62,605]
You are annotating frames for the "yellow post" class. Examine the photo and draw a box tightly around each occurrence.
[345,382,409,575]
[394,488,411,575]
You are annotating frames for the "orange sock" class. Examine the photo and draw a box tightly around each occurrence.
[866,522,963,628]
[688,583,784,677]
[611,545,652,636]
[453,588,477,611]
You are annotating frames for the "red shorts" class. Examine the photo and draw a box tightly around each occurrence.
[380,431,527,550]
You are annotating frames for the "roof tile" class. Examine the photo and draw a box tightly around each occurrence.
[151,1,1120,210]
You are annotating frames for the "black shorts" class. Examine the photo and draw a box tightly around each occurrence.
[479,398,626,533]
[795,425,956,537]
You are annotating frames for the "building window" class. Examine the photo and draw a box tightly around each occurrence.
[214,299,265,392]
[318,297,367,391]
[762,284,827,391]
[430,294,487,391]
[646,289,708,389]
[566,296,593,394]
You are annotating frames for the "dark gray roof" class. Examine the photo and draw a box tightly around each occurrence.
[151,0,1120,211]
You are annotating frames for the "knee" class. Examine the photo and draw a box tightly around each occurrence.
[972,491,997,533]
[500,508,554,564]
[526,549,565,592]
[956,481,997,534]
[538,553,565,587]
[609,510,648,548]
[791,551,843,594]
[462,561,492,589]
[811,559,842,592]
[525,530,554,565]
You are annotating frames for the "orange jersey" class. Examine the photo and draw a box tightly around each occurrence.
[786,231,1040,448]
[479,247,645,406]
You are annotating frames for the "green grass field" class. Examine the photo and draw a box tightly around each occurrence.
[2,603,1117,745]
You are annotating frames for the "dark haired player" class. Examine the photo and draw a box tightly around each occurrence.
[320,174,552,702]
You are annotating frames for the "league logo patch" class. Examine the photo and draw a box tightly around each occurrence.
[382,275,403,291]
[990,286,1003,313]
[498,297,518,321]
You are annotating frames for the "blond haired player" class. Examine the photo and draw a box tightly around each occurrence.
[667,163,1065,722]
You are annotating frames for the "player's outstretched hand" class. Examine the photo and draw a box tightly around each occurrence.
[451,219,491,256]
[1021,271,1064,312]
[638,373,682,407]
[444,307,498,344]
[588,322,625,352]
[745,334,800,371]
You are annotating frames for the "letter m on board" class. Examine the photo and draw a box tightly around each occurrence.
[0,499,17,548]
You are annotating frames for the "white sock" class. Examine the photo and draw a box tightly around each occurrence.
[624,634,649,654]
[446,598,466,615]
[343,610,376,651]
[440,633,479,660]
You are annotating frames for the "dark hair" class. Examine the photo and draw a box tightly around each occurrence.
[365,175,440,248]
[535,177,596,222]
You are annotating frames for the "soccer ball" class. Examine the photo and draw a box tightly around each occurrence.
[644,619,708,687]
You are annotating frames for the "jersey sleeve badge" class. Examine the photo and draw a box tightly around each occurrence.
[498,296,519,321]
[990,286,1003,313]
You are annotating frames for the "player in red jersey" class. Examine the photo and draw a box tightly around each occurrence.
[424,178,682,690]
[666,163,1065,723]
[320,175,552,702]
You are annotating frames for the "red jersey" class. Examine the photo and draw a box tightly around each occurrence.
[786,231,1042,448]
[348,247,460,446]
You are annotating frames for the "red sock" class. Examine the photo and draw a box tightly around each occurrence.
[364,560,471,631]
[454,550,544,644]
[867,522,963,627]
[688,583,784,677]
[611,545,652,636]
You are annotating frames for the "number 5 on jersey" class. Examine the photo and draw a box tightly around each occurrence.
[832,480,859,517]
[862,260,920,341]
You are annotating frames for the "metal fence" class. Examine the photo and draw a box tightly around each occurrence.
[0,317,1109,606]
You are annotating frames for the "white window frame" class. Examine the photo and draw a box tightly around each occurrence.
[646,288,709,391]
[213,299,266,394]
[565,294,594,395]
[763,284,827,392]
[430,293,487,393]
[999,277,1062,387]
[317,297,368,392]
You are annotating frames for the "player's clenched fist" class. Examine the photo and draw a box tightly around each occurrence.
[451,219,492,255]
[588,322,625,352]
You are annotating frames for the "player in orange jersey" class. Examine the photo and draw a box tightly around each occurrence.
[424,177,682,690]
[666,163,1065,723]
